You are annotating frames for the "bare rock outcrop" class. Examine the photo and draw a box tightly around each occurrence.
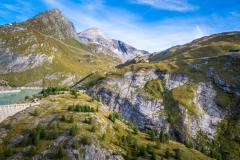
[0,48,53,73]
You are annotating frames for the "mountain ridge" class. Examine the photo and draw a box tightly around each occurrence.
[0,8,122,87]
[78,27,150,61]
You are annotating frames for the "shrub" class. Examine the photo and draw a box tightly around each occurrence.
[72,141,80,149]
[165,148,171,158]
[68,105,74,111]
[175,149,181,160]
[5,123,12,130]
[82,135,91,145]
[41,87,66,97]
[128,122,138,134]
[70,89,78,98]
[68,104,96,112]
[32,131,40,146]
[88,126,96,132]
[146,129,157,140]
[68,115,74,123]
[45,129,58,140]
[159,130,169,143]
[108,112,120,123]
[184,138,193,148]
[60,115,66,122]
[69,125,78,136]
[137,145,147,157]
[56,145,65,158]
[83,117,92,124]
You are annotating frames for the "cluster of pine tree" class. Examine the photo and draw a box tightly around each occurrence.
[68,104,97,112]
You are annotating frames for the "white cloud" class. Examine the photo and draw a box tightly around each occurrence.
[133,0,197,12]
[42,0,209,52]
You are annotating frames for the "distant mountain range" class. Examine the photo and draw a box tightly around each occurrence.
[78,27,149,61]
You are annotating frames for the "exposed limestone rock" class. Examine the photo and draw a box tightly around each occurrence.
[207,67,240,96]
[88,68,225,142]
[10,26,26,32]
[193,82,224,138]
[178,82,224,139]
[88,69,169,131]
[61,74,76,86]
[164,73,189,90]
[0,49,53,73]
[66,136,124,160]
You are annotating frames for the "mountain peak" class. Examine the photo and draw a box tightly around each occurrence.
[78,27,149,61]
[78,27,110,40]
[26,8,77,40]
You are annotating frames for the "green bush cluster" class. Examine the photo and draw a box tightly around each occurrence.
[159,130,170,143]
[60,115,74,123]
[41,87,68,97]
[70,89,78,98]
[81,135,91,145]
[128,121,138,134]
[146,129,157,140]
[83,117,93,124]
[20,125,59,147]
[68,104,96,112]
[69,125,78,136]
[120,133,157,160]
[56,145,65,158]
[108,112,121,123]
[144,80,164,99]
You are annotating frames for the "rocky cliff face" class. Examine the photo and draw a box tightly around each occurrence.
[66,136,123,160]
[164,73,189,90]
[88,69,167,130]
[178,82,224,139]
[87,69,225,142]
[78,28,149,61]
[0,48,53,73]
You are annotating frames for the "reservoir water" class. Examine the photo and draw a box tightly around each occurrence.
[0,89,42,105]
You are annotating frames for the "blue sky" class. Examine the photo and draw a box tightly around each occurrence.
[0,0,240,52]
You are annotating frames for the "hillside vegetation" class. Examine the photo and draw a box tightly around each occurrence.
[0,90,211,160]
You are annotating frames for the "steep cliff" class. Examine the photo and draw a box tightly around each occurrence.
[85,31,240,160]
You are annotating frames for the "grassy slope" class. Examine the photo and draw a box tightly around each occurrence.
[0,24,119,87]
[0,92,211,160]
[150,32,240,61]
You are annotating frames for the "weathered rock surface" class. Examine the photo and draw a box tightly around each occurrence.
[88,69,168,130]
[88,69,225,141]
[66,136,123,160]
[207,67,240,96]
[0,48,53,73]
[178,83,224,139]
[164,73,189,90]
[193,83,224,137]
